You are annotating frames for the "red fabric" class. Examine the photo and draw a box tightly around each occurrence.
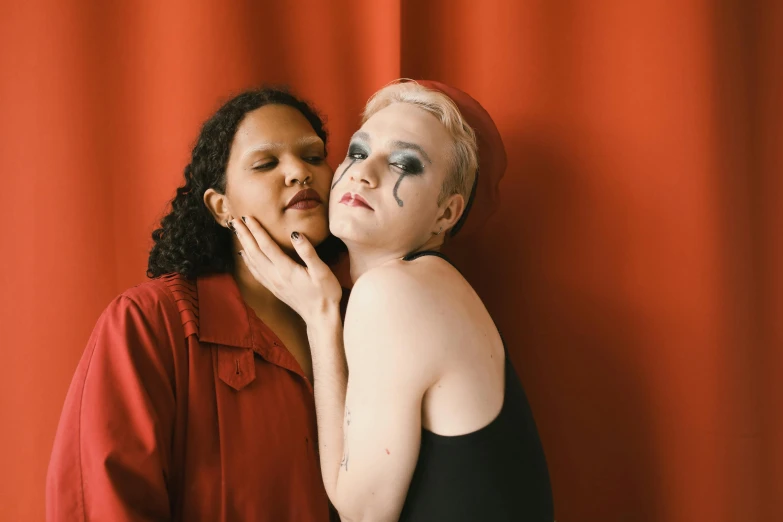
[46,273,331,522]
[416,80,507,239]
[3,2,782,521]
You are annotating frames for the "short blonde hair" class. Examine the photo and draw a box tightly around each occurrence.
[362,80,478,205]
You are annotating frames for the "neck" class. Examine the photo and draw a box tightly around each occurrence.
[345,235,444,283]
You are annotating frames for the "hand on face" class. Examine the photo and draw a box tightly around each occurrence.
[231,216,342,323]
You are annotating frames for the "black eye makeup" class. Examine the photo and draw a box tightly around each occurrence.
[347,141,370,160]
[330,140,368,189]
[330,133,431,207]
[388,152,425,175]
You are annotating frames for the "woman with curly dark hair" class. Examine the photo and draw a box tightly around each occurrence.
[46,87,342,522]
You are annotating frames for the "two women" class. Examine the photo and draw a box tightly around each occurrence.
[48,80,553,521]
[234,80,554,521]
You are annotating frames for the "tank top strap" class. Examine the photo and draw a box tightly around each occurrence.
[402,250,461,271]
[498,330,510,357]
[402,249,450,262]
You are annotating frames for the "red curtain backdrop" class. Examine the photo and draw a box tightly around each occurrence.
[1,1,780,520]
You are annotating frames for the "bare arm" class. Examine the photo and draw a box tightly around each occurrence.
[305,308,349,500]
[316,269,440,521]
[233,218,438,520]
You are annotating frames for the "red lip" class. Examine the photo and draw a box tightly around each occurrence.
[339,192,373,210]
[286,188,322,210]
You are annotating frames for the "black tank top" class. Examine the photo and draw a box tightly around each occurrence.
[398,251,554,521]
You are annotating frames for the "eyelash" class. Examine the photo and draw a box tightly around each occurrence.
[347,147,422,175]
[252,156,324,170]
[252,161,277,171]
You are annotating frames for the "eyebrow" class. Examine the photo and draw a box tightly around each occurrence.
[350,131,371,143]
[242,136,324,159]
[389,140,432,164]
[350,132,432,164]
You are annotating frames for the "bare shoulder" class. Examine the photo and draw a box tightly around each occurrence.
[349,256,464,308]
[344,258,470,364]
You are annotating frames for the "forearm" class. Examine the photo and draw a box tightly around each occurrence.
[307,306,349,504]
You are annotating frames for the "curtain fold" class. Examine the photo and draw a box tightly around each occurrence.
[1,1,779,520]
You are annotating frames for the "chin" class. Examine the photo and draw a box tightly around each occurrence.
[329,220,382,249]
[301,222,330,245]
[288,211,330,244]
[328,216,355,242]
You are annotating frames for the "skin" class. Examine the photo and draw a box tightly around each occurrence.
[328,103,463,281]
[203,104,333,381]
[231,102,505,521]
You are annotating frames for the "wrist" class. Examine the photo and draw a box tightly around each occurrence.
[306,302,342,329]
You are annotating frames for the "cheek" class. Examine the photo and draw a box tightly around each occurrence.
[397,191,439,223]
[229,179,279,215]
[314,164,335,189]
[330,162,345,186]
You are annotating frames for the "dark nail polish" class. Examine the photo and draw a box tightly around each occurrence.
[227,220,236,232]
[237,251,243,257]
[241,216,247,224]
[291,231,300,241]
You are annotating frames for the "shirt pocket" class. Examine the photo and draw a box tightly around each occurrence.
[216,347,256,391]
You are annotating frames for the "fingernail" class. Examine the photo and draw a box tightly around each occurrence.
[227,220,236,232]
[241,216,247,224]
[237,251,243,257]
[291,231,300,241]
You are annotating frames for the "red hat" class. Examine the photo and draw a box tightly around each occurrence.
[416,80,507,238]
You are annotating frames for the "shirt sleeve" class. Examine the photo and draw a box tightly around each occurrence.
[46,293,178,522]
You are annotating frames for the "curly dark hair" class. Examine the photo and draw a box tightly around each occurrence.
[147,87,345,279]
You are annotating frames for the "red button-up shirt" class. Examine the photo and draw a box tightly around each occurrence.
[46,273,332,521]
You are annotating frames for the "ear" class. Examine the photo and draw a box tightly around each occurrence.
[203,188,232,226]
[434,193,466,235]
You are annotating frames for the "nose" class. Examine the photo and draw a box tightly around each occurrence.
[283,157,313,186]
[348,158,379,188]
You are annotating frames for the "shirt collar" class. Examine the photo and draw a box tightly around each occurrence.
[196,272,257,349]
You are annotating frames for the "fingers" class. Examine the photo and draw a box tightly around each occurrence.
[235,216,298,271]
[290,231,330,276]
[228,216,271,270]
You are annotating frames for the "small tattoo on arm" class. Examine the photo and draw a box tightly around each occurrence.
[341,408,351,471]
[340,450,349,471]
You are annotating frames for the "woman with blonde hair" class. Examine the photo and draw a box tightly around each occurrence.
[233,80,554,521]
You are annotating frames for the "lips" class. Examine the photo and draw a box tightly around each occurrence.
[339,192,373,210]
[286,188,322,210]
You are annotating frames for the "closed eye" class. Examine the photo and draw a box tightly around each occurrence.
[252,160,278,171]
[304,156,325,165]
